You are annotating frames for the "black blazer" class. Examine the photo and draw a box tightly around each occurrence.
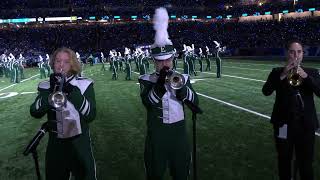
[262,67,320,131]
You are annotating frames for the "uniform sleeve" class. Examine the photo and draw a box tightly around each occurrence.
[139,79,163,107]
[262,68,282,96]
[175,77,199,106]
[303,69,320,97]
[30,88,50,119]
[67,83,96,123]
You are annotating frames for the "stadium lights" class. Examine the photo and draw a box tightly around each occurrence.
[309,8,316,12]
[282,10,289,14]
[170,15,176,19]
[89,16,96,20]
[258,2,263,6]
[45,17,75,22]
[0,18,36,24]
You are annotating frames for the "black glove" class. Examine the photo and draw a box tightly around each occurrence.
[157,66,170,85]
[49,73,65,92]
[175,85,187,101]
[155,66,170,96]
[62,82,74,94]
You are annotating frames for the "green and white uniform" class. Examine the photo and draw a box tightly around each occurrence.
[30,75,97,180]
[139,72,198,180]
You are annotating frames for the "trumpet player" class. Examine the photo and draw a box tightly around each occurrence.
[30,47,97,180]
[138,8,199,180]
[262,39,320,180]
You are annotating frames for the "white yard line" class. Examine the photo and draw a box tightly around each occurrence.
[215,65,270,72]
[20,92,37,95]
[197,92,271,119]
[202,72,266,82]
[0,74,39,92]
[176,68,266,83]
[223,61,282,67]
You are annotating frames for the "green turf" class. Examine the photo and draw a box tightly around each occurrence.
[0,59,319,180]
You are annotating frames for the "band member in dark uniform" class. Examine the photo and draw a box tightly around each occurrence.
[262,39,320,180]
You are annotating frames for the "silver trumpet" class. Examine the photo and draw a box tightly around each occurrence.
[48,72,67,109]
[166,70,185,90]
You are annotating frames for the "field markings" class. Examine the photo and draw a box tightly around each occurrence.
[202,72,266,82]
[0,74,39,92]
[197,92,271,119]
[0,67,98,93]
[175,68,266,83]
[212,65,270,72]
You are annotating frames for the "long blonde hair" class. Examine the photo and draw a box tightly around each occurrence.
[50,47,81,75]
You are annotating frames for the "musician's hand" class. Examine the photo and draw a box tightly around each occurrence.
[49,74,58,92]
[280,61,296,80]
[63,82,74,94]
[297,67,308,78]
[49,73,65,92]
[176,85,187,101]
[157,66,170,85]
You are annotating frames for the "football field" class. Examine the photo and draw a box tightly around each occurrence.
[0,58,319,180]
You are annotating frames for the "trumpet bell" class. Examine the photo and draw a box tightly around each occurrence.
[48,91,66,109]
[167,71,185,90]
[288,72,302,86]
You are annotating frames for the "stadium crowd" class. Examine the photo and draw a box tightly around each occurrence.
[0,16,319,62]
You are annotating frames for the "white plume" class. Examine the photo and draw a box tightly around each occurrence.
[153,7,172,47]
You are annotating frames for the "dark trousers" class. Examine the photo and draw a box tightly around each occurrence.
[274,125,315,180]
[144,122,190,180]
[45,131,97,180]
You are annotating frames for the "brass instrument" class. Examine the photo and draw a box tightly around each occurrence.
[48,72,66,109]
[166,71,185,90]
[287,63,303,87]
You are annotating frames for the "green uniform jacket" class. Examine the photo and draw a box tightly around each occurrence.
[138,72,199,131]
[30,75,96,137]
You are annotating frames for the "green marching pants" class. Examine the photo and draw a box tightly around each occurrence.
[144,121,190,180]
[216,57,221,78]
[45,130,96,180]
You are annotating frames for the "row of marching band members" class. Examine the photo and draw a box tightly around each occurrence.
[26,7,320,180]
[0,41,225,84]
[80,41,226,81]
[0,53,52,82]
[28,40,320,180]
[0,53,26,83]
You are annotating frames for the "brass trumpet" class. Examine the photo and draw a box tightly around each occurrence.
[166,71,185,90]
[48,73,66,109]
[287,63,303,87]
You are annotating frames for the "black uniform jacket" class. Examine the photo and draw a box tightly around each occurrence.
[262,67,320,131]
